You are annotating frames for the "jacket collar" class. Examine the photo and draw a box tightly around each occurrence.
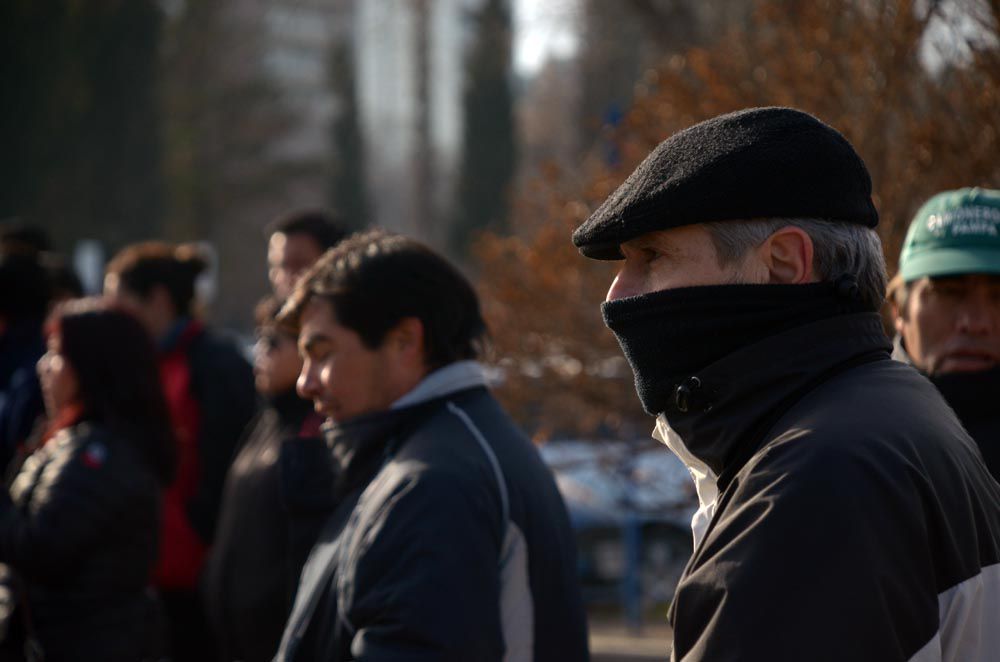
[159,317,203,354]
[390,360,488,409]
[322,361,489,498]
[656,312,891,489]
[270,387,316,429]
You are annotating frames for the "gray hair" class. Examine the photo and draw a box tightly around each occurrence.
[704,218,888,311]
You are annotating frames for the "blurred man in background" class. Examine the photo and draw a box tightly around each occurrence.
[0,249,49,472]
[208,210,348,660]
[0,222,82,471]
[267,209,349,300]
[889,187,1000,479]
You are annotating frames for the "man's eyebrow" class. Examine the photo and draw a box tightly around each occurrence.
[299,333,330,353]
[624,232,677,254]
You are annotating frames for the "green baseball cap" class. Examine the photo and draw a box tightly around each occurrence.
[899,187,1000,282]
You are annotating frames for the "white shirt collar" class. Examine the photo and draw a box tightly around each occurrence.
[654,414,720,551]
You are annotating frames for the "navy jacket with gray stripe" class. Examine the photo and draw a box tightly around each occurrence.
[656,313,1000,661]
[276,362,589,661]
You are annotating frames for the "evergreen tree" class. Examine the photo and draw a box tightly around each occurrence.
[0,0,164,249]
[329,39,370,231]
[450,0,516,256]
[159,0,295,326]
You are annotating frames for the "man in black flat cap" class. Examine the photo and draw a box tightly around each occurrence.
[574,107,1000,662]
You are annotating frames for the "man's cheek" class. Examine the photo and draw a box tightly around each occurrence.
[319,362,335,391]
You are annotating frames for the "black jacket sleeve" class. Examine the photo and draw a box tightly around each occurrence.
[670,431,939,662]
[0,367,44,473]
[0,436,149,583]
[187,335,257,543]
[344,469,506,661]
[279,435,337,599]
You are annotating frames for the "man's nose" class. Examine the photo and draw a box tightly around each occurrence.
[297,363,319,401]
[606,271,635,301]
[955,296,996,335]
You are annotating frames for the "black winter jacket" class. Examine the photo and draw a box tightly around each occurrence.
[205,389,331,662]
[0,319,45,473]
[276,362,589,662]
[0,422,164,661]
[660,314,1000,661]
[184,325,258,545]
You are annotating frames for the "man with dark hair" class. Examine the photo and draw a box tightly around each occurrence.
[267,209,349,299]
[0,250,50,471]
[0,225,81,470]
[0,222,83,303]
[889,188,1000,480]
[573,107,1000,660]
[208,212,346,661]
[0,221,53,255]
[274,230,588,662]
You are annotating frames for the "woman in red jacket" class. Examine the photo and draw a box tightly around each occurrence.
[105,243,256,662]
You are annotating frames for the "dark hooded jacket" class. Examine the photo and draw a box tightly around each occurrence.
[0,422,164,661]
[0,319,45,473]
[660,313,1000,661]
[205,388,329,662]
[275,362,589,662]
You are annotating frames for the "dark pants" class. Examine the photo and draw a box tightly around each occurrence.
[161,589,216,662]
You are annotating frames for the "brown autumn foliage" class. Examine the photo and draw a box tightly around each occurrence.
[476,0,1000,440]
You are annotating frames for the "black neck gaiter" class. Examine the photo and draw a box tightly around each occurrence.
[602,279,868,415]
[929,367,1000,479]
[930,367,1000,426]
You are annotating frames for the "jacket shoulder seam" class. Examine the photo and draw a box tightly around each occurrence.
[445,401,510,524]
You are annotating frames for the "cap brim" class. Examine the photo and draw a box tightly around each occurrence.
[900,247,1000,281]
[577,241,625,261]
[572,216,627,260]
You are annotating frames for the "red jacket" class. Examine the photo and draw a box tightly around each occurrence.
[154,320,256,590]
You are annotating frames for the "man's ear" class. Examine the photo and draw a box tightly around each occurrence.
[887,275,908,335]
[758,226,815,284]
[387,317,426,361]
[894,314,906,336]
[891,299,907,336]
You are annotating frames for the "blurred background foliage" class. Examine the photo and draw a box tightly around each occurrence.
[2,0,998,438]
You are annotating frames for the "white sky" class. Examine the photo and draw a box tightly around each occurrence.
[920,0,999,73]
[513,0,580,74]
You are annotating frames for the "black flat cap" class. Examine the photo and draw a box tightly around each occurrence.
[572,107,878,259]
